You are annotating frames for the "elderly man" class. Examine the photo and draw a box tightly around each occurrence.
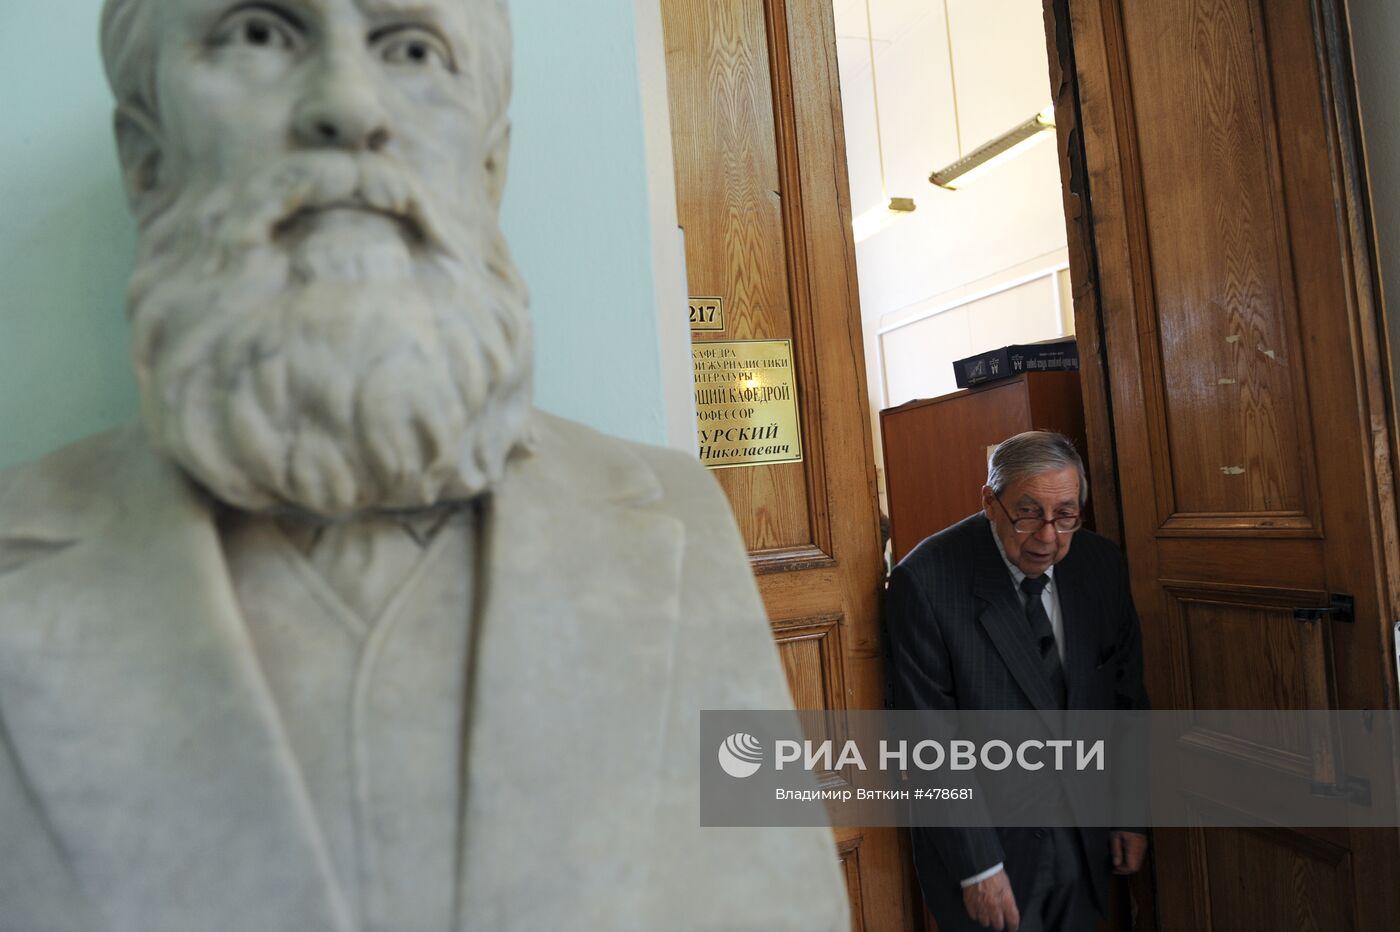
[885,431,1150,932]
[0,1,848,930]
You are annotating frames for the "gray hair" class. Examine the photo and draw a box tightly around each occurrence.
[987,431,1088,505]
[100,0,515,125]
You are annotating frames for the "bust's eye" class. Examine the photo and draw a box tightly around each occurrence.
[213,7,303,52]
[375,27,454,70]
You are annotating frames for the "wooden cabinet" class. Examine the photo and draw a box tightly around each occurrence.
[880,371,1088,564]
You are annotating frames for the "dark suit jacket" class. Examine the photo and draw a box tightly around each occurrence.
[884,513,1149,923]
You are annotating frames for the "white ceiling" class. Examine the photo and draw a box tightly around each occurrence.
[834,0,1055,212]
[833,0,940,86]
[834,0,937,45]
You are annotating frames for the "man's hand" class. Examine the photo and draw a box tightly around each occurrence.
[1111,831,1148,875]
[963,869,1020,930]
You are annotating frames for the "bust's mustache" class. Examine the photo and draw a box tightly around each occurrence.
[156,150,461,265]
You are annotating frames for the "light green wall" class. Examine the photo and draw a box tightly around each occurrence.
[0,3,140,471]
[0,0,672,471]
[505,0,672,448]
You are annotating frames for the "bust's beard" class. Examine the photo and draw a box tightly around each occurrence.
[127,152,534,519]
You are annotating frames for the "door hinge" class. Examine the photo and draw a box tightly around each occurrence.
[1394,622,1400,709]
[1309,774,1372,807]
[1293,593,1354,624]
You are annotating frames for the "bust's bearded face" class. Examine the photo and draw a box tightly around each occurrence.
[119,0,532,518]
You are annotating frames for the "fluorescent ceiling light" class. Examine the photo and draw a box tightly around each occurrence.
[850,0,917,244]
[853,197,918,243]
[930,108,1056,190]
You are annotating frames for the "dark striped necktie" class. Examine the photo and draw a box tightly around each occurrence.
[1020,574,1067,708]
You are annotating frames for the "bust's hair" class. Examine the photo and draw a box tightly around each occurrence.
[100,0,514,124]
[987,431,1089,505]
[100,0,159,117]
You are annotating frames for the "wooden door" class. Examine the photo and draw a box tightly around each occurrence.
[1060,0,1400,928]
[659,1,916,929]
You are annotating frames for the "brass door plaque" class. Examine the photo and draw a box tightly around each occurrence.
[688,296,725,332]
[692,339,803,469]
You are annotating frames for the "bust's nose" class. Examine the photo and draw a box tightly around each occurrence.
[291,50,391,152]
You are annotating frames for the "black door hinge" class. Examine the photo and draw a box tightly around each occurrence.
[1309,774,1372,807]
[1294,593,1354,624]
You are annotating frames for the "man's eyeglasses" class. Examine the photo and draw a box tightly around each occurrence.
[993,494,1082,535]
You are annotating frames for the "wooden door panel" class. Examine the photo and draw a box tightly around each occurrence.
[1166,587,1336,718]
[1191,826,1356,932]
[773,614,849,713]
[1074,0,1385,714]
[837,837,869,932]
[663,0,789,343]
[1064,0,1400,927]
[663,0,830,564]
[664,0,846,666]
[662,0,916,927]
[1153,820,1357,931]
[1156,538,1325,580]
[1117,0,1320,526]
[1165,584,1348,806]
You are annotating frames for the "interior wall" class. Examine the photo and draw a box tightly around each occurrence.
[877,256,1072,408]
[0,0,689,472]
[833,0,1070,497]
[0,1,138,472]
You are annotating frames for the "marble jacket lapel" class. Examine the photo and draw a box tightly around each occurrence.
[455,412,684,930]
[0,425,352,932]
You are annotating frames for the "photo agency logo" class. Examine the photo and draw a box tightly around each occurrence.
[703,709,1400,830]
[718,733,764,778]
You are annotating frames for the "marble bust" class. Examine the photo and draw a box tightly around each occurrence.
[0,1,848,930]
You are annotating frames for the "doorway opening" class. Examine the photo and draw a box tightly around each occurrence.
[833,0,1108,564]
